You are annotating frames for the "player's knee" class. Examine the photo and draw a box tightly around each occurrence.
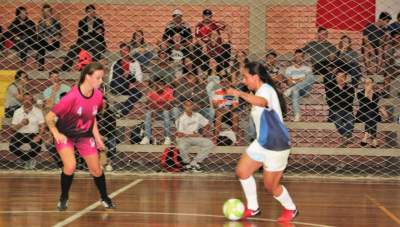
[90,167,103,177]
[63,164,76,175]
[235,167,249,180]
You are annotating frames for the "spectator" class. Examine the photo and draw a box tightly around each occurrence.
[356,78,388,148]
[383,30,400,95]
[176,99,214,172]
[162,9,192,53]
[36,4,62,71]
[140,78,174,145]
[130,29,154,66]
[149,49,178,85]
[265,50,285,88]
[336,35,362,86]
[195,9,225,44]
[387,12,400,34]
[4,6,36,65]
[109,43,143,116]
[61,5,106,71]
[207,28,232,75]
[173,73,212,122]
[42,70,70,111]
[5,70,28,118]
[329,70,355,147]
[362,12,392,74]
[10,93,45,169]
[97,97,117,171]
[284,49,315,122]
[304,27,337,75]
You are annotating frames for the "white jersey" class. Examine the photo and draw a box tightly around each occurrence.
[251,84,283,138]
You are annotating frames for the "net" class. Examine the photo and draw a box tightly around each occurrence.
[0,0,399,178]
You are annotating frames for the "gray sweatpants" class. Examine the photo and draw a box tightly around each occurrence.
[176,137,214,164]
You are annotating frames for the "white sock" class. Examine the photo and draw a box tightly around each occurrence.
[274,185,296,210]
[239,176,259,210]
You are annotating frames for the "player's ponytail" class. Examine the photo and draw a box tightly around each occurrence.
[244,61,287,116]
[78,62,104,85]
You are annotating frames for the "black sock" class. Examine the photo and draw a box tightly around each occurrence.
[60,172,74,200]
[93,173,109,200]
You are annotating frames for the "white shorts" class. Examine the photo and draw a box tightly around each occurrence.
[246,140,290,172]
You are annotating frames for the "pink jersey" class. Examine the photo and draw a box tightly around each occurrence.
[52,85,103,138]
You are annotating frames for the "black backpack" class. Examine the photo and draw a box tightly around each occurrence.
[130,122,144,144]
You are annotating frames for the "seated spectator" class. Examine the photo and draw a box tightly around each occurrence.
[97,97,117,171]
[5,70,28,118]
[109,43,143,116]
[195,9,225,44]
[140,78,174,145]
[387,12,399,34]
[362,12,392,74]
[383,30,400,95]
[284,49,315,122]
[149,49,178,85]
[173,73,212,122]
[4,6,36,65]
[356,78,388,148]
[42,70,70,111]
[10,93,45,170]
[207,29,232,75]
[61,5,106,71]
[265,50,286,88]
[36,4,62,71]
[336,35,362,86]
[131,29,154,66]
[162,9,192,55]
[176,99,214,172]
[304,27,337,75]
[328,70,355,147]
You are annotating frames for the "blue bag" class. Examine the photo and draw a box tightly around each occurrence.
[257,109,291,151]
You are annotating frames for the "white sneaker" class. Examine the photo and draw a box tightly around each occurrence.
[284,88,293,97]
[105,164,113,172]
[140,137,150,145]
[163,137,171,145]
[294,114,301,122]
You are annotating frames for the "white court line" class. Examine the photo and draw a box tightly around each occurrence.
[52,179,143,227]
[1,210,336,227]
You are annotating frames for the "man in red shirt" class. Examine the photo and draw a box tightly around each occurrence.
[195,9,225,44]
[140,78,174,145]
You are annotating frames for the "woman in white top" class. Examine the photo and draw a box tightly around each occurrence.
[226,61,298,222]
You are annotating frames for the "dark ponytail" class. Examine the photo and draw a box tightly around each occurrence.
[244,61,287,116]
[79,62,104,85]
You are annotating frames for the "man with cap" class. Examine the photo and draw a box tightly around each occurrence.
[195,9,226,44]
[162,9,193,48]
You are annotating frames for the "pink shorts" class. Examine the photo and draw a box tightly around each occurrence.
[55,137,97,157]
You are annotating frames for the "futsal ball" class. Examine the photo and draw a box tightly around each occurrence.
[223,199,245,221]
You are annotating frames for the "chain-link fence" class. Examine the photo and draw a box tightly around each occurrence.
[0,0,399,178]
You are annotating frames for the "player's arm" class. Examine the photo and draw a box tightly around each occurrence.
[46,111,66,144]
[226,88,267,108]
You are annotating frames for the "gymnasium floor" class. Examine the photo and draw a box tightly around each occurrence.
[0,173,399,227]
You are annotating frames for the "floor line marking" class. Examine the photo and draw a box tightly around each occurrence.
[366,194,400,225]
[1,210,335,227]
[52,179,143,227]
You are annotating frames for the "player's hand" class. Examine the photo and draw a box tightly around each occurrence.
[54,132,67,144]
[226,88,240,97]
[96,138,105,151]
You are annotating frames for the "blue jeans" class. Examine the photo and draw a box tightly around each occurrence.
[290,77,315,115]
[104,136,117,161]
[332,110,354,138]
[144,109,172,139]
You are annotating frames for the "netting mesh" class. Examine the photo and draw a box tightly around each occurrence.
[0,0,399,178]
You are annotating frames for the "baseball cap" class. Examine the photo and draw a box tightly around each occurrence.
[203,9,212,16]
[172,9,183,16]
